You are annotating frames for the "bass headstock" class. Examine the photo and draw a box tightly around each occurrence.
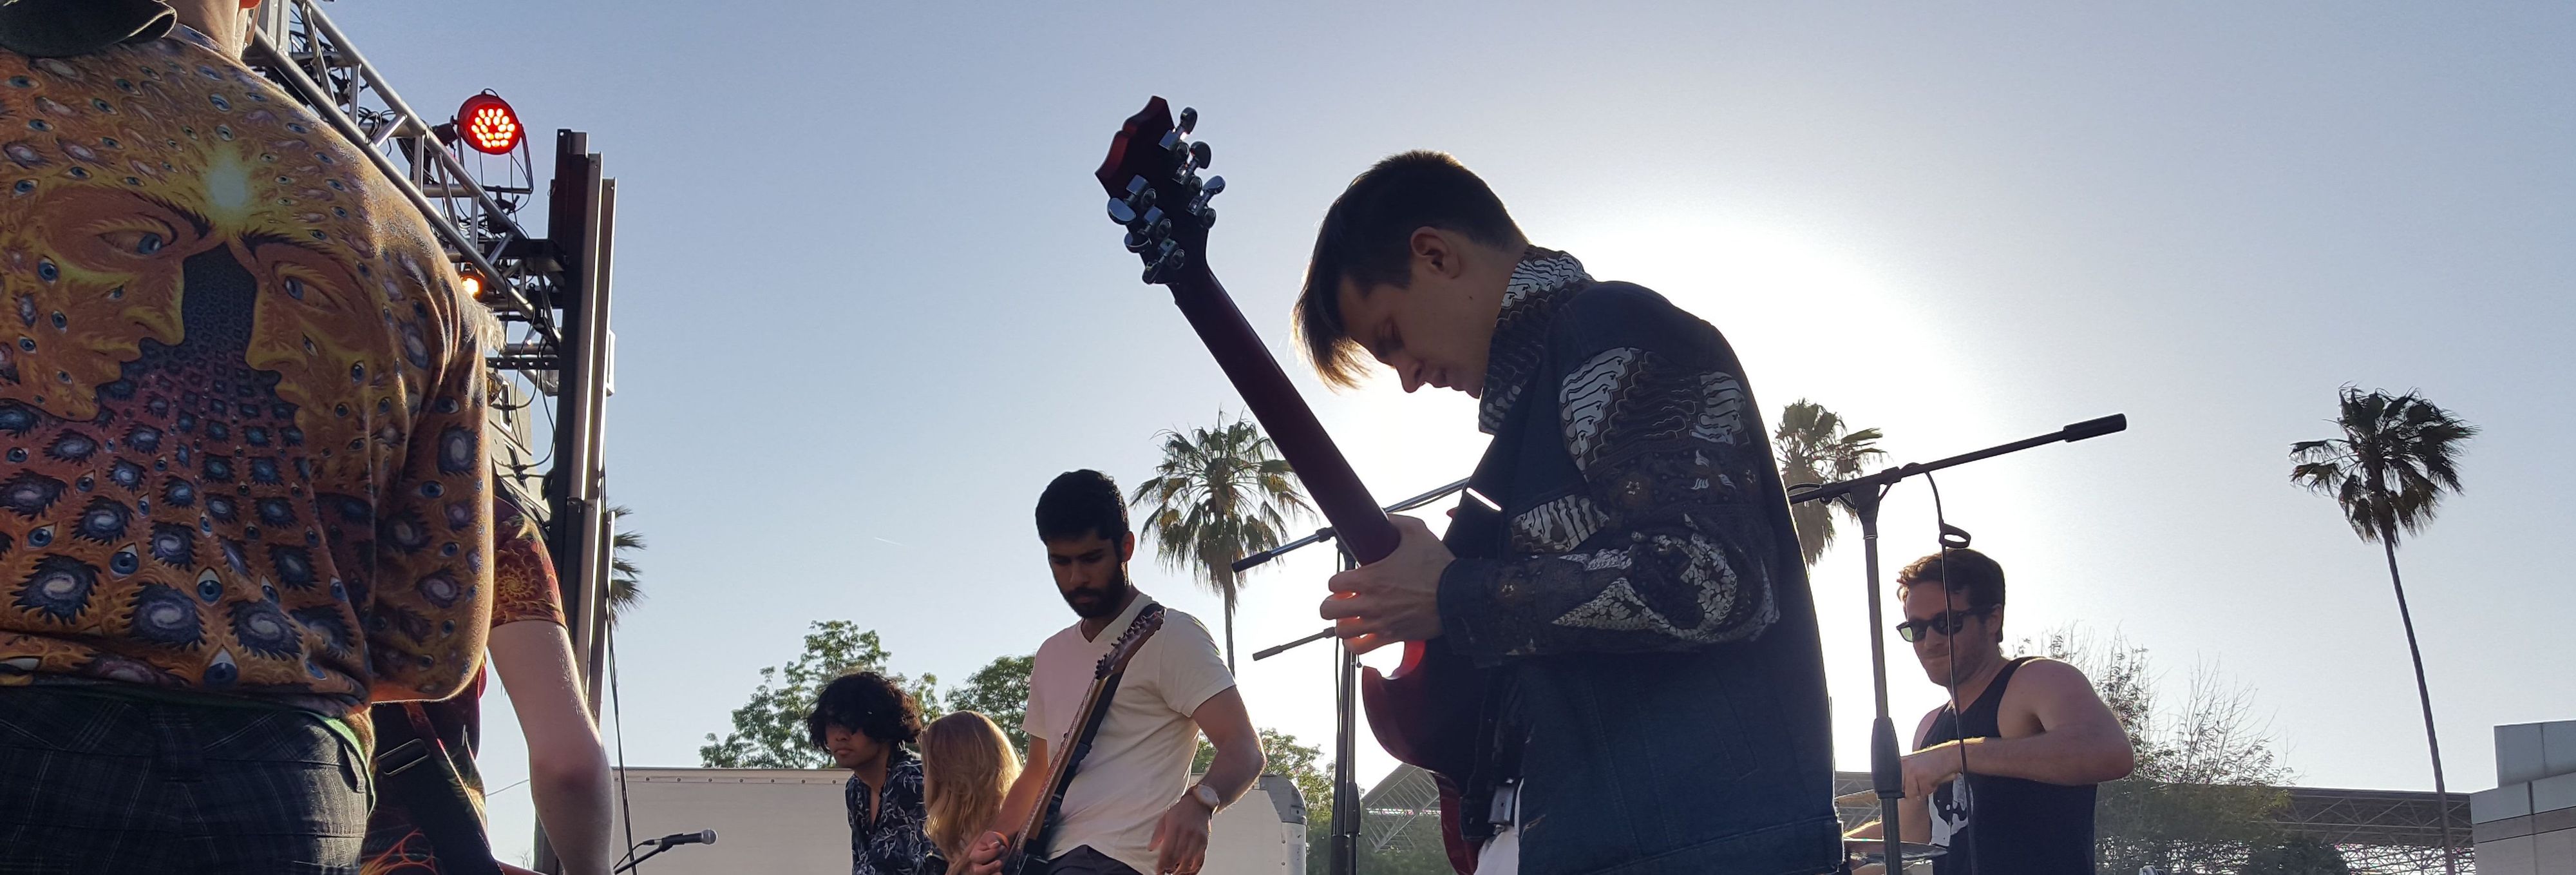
[1091,604,1169,680]
[1095,97,1224,286]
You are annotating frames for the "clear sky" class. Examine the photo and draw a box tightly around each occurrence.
[324,1,2570,862]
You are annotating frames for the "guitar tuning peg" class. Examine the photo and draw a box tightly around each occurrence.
[1200,175,1224,198]
[1107,197,1139,226]
[1159,130,1183,152]
[1189,140,1213,169]
[1124,230,1150,253]
[1198,207,1217,229]
[1126,175,1151,198]
[1178,107,1198,135]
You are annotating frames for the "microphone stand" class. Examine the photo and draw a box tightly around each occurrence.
[612,843,669,874]
[1790,414,2125,870]
[1242,477,1473,875]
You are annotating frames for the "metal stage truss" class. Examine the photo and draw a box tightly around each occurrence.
[244,3,620,870]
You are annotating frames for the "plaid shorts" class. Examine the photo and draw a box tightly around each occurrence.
[0,686,370,874]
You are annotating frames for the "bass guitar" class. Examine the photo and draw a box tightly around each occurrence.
[1092,97,1486,854]
[1001,603,1168,874]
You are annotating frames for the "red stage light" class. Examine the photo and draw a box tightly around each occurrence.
[456,93,521,155]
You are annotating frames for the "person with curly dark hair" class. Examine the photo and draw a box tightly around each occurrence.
[809,671,934,875]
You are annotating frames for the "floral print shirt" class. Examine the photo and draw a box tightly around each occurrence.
[848,746,933,875]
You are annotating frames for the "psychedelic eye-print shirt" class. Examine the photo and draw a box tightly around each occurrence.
[0,28,492,713]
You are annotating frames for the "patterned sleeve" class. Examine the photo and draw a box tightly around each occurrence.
[363,318,494,702]
[1436,343,1785,663]
[490,497,565,628]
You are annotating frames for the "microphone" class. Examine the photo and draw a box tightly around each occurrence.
[651,829,717,847]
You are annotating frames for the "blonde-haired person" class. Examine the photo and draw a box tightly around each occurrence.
[922,711,1023,874]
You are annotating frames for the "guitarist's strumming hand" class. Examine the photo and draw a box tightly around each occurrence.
[963,831,1009,875]
[1147,792,1215,875]
[1321,514,1453,655]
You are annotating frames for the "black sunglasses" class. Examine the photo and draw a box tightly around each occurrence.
[1895,606,1996,642]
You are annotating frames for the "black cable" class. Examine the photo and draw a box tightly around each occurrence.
[1924,472,1978,875]
[607,618,638,865]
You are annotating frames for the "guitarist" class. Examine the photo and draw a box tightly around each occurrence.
[1300,153,1842,873]
[966,471,1266,875]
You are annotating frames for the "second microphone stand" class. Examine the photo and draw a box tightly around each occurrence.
[1241,477,1473,875]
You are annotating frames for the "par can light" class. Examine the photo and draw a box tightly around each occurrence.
[455,92,522,155]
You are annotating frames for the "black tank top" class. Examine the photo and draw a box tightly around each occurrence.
[1917,657,2097,875]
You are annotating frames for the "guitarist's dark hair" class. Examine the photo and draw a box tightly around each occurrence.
[1295,150,1528,389]
[806,670,925,749]
[1036,469,1130,543]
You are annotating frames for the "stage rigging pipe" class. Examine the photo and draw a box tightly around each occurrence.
[1233,477,1471,574]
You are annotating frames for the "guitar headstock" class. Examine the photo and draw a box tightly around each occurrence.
[1092,604,1169,680]
[1095,97,1224,286]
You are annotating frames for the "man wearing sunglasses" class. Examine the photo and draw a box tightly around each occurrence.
[1843,548,2134,874]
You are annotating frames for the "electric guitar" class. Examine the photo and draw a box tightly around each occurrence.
[1001,603,1168,875]
[1092,97,1487,852]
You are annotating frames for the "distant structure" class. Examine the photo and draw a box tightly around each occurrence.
[2472,720,2576,874]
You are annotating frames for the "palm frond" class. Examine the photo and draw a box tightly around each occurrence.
[1772,399,1888,566]
[2288,387,2476,545]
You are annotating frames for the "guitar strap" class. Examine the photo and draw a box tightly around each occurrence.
[371,702,507,875]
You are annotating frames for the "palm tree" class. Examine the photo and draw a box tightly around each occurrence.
[2291,387,2477,874]
[1772,400,1888,566]
[605,505,647,623]
[1129,414,1314,671]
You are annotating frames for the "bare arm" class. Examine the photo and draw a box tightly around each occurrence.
[1149,688,1263,875]
[1904,659,2134,796]
[1188,688,1264,805]
[988,736,1050,842]
[489,620,613,875]
[1845,709,1938,868]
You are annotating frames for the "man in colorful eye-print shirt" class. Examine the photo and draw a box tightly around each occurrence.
[0,3,494,872]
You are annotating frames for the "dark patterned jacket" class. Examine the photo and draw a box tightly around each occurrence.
[847,747,933,875]
[1434,253,1839,873]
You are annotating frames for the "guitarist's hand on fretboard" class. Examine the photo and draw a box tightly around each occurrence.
[1319,514,1455,654]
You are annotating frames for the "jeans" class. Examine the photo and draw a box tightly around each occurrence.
[0,686,369,874]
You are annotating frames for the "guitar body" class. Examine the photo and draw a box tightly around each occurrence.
[1094,97,1484,862]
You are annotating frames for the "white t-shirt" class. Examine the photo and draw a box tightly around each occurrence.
[1022,594,1234,874]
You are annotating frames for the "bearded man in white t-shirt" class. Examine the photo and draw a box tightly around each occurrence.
[965,470,1267,875]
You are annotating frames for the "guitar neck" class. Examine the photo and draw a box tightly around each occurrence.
[1164,271,1399,564]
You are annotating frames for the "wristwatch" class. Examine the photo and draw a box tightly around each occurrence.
[1190,782,1224,812]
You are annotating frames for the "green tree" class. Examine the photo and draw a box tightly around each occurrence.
[699,621,940,768]
[1191,729,1338,875]
[1130,414,1314,671]
[1771,400,1886,566]
[2024,627,2293,873]
[947,654,1035,756]
[2291,387,2476,873]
